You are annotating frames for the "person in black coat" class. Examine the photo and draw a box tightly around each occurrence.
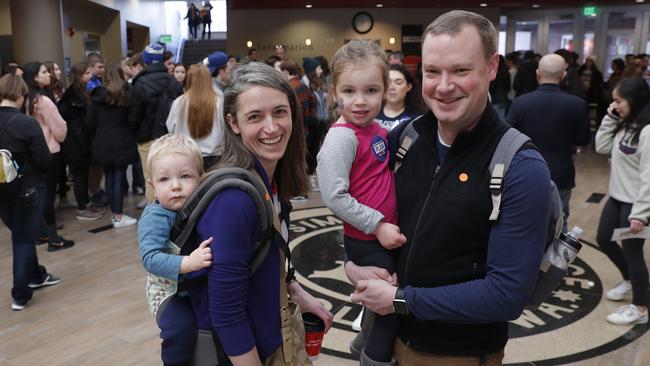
[86,63,138,228]
[128,43,183,204]
[0,73,61,311]
[58,62,105,221]
[507,54,591,232]
[490,54,511,120]
[514,51,539,97]
[184,3,200,41]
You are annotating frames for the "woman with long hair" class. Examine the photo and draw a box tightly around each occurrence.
[58,62,104,221]
[595,77,650,326]
[166,64,223,169]
[44,61,64,102]
[0,73,61,310]
[376,63,425,131]
[85,63,138,228]
[188,62,332,364]
[22,61,74,251]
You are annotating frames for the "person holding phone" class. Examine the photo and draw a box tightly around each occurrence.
[595,77,650,326]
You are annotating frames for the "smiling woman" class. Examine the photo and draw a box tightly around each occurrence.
[185,62,333,365]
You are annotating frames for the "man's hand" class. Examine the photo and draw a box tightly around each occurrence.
[344,261,397,287]
[373,222,407,250]
[630,219,646,234]
[350,279,398,316]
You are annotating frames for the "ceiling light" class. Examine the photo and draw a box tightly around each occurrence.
[636,0,645,3]
[389,37,395,44]
[532,4,540,8]
[305,4,312,8]
[376,3,384,7]
[305,38,312,46]
[246,41,253,48]
[480,3,488,7]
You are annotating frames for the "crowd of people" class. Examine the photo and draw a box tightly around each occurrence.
[1,7,650,366]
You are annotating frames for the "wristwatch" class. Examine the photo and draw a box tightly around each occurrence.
[393,287,409,315]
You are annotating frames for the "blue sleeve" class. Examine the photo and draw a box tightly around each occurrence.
[196,189,260,356]
[138,205,184,280]
[405,149,550,323]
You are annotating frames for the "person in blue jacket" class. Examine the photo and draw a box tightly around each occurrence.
[190,62,333,365]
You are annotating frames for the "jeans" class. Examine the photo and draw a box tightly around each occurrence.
[159,295,197,365]
[71,164,90,210]
[44,152,61,226]
[104,166,126,215]
[596,197,648,306]
[0,184,48,305]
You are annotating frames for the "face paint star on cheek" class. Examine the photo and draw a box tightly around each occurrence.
[338,98,344,112]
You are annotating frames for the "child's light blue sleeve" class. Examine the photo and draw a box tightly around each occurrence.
[138,203,184,280]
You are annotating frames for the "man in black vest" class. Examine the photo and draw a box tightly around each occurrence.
[508,53,591,233]
[349,10,551,365]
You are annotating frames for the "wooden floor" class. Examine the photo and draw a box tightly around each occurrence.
[0,147,649,365]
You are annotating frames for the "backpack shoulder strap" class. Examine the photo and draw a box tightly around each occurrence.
[170,167,274,275]
[488,128,531,222]
[393,116,421,173]
[0,114,20,138]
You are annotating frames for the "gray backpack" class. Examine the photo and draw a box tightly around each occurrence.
[394,120,575,309]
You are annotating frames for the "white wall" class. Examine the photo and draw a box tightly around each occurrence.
[89,0,166,56]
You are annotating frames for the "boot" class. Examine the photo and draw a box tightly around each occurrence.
[350,309,375,359]
[360,348,396,366]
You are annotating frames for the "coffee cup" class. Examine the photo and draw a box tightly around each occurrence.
[303,312,325,359]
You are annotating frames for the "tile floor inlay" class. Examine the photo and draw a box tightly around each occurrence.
[289,207,650,364]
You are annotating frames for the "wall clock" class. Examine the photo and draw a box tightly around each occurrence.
[352,12,374,34]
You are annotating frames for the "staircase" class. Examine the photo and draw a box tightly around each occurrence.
[181,39,227,65]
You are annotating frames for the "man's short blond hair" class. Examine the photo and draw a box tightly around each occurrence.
[423,10,497,61]
[146,134,204,178]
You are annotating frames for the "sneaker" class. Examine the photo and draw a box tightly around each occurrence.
[47,238,75,252]
[90,189,109,207]
[11,301,26,311]
[134,186,145,195]
[76,209,103,221]
[136,198,148,209]
[87,204,106,215]
[112,214,137,228]
[607,280,632,301]
[606,304,648,325]
[290,195,308,203]
[28,274,61,289]
[57,197,76,209]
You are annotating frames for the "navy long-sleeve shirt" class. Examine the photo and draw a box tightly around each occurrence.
[404,148,550,323]
[192,165,282,360]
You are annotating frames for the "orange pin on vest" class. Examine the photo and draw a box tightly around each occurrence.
[459,173,469,182]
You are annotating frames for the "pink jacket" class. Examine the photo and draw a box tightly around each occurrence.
[33,95,67,154]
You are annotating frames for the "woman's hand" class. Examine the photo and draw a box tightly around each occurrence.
[288,281,333,333]
[344,261,397,287]
[607,102,620,119]
[629,219,646,234]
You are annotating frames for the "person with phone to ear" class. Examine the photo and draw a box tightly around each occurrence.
[595,77,650,326]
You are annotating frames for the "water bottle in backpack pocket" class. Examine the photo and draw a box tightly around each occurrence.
[526,226,583,309]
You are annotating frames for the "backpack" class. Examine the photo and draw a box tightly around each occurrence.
[0,115,22,205]
[139,77,179,140]
[145,167,292,325]
[394,119,578,309]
